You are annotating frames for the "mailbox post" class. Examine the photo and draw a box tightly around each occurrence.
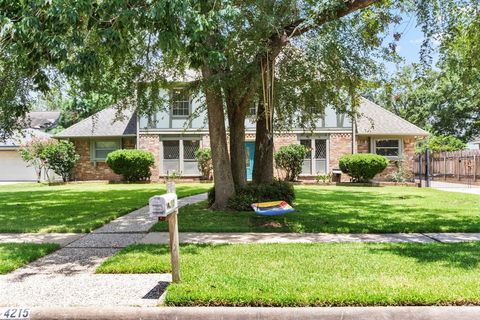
[149,189,181,283]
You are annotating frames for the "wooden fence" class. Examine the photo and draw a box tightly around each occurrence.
[414,150,480,183]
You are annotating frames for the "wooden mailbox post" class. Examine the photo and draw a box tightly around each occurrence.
[149,183,181,283]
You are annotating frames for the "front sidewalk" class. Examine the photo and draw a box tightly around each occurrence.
[140,231,480,244]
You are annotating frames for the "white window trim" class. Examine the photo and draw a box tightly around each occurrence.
[90,139,121,162]
[160,137,202,176]
[170,88,191,119]
[298,135,328,176]
[371,138,403,160]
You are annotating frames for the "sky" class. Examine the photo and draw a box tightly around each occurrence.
[383,13,439,75]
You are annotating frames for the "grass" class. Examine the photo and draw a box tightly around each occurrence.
[97,242,480,306]
[0,182,211,233]
[0,243,60,274]
[152,185,480,233]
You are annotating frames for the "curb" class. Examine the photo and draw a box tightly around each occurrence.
[23,306,480,320]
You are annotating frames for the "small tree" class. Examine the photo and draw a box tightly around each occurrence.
[339,153,389,183]
[19,137,56,182]
[194,148,213,180]
[416,135,467,153]
[106,149,155,182]
[41,141,79,182]
[274,144,307,182]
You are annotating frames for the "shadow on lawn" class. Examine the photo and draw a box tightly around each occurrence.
[0,183,209,233]
[0,189,156,233]
[255,188,480,233]
[370,242,480,269]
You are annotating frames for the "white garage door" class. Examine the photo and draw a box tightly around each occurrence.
[0,150,38,181]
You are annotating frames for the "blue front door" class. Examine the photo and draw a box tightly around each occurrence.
[245,142,255,181]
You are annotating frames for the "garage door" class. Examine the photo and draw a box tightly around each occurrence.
[0,150,38,181]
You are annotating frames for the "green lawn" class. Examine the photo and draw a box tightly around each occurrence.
[0,243,60,274]
[97,242,480,306]
[152,186,480,233]
[0,182,211,233]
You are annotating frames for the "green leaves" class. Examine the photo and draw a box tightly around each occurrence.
[274,144,307,182]
[41,140,79,182]
[416,135,467,153]
[339,153,389,182]
[106,149,155,182]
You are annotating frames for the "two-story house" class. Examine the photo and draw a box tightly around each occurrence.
[55,88,428,182]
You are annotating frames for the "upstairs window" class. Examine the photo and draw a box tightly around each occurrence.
[171,89,190,117]
[249,104,257,116]
[374,139,401,158]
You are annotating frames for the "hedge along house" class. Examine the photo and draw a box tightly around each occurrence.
[56,89,428,182]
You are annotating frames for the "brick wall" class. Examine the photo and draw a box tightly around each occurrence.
[198,132,297,180]
[273,133,298,180]
[356,136,417,182]
[72,137,136,181]
[329,133,353,182]
[138,134,161,182]
[357,137,370,153]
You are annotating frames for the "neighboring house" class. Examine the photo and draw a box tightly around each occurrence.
[0,111,60,181]
[56,91,428,182]
[468,137,480,150]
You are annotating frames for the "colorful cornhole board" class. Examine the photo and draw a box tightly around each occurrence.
[251,201,295,216]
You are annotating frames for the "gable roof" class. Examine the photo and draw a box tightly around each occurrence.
[356,98,429,136]
[55,106,136,138]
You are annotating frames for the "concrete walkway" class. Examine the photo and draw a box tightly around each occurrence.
[140,232,480,244]
[0,192,207,308]
[0,233,84,246]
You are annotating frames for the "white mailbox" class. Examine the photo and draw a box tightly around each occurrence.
[149,193,178,218]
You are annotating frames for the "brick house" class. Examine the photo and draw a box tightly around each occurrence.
[55,94,428,182]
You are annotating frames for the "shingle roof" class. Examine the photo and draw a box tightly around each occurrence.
[0,129,51,149]
[356,98,429,136]
[55,106,136,138]
[25,111,60,130]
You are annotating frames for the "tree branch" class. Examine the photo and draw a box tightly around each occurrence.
[286,0,379,38]
[269,0,380,56]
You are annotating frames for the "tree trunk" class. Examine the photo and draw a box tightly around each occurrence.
[225,79,257,189]
[229,109,247,188]
[202,67,235,210]
[253,101,274,183]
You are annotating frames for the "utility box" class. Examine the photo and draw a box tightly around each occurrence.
[149,193,178,218]
[331,169,342,183]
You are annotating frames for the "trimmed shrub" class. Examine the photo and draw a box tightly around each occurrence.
[208,181,295,211]
[194,148,213,180]
[274,144,307,181]
[41,140,79,182]
[106,149,155,182]
[339,153,389,183]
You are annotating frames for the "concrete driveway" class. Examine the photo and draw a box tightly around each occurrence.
[418,180,480,195]
[0,181,33,185]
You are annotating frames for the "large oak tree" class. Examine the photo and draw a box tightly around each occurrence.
[0,0,465,209]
